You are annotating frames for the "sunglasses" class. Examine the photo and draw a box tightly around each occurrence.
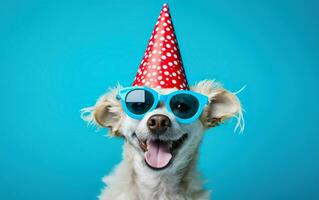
[116,86,208,124]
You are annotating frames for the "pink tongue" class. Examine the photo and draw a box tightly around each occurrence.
[144,141,172,169]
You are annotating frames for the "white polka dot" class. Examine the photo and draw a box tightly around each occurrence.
[172,79,177,84]
[160,37,165,41]
[168,62,173,66]
[160,43,163,46]
[163,65,167,69]
[157,67,161,70]
[143,70,147,75]
[145,81,150,85]
[166,44,171,48]
[172,72,176,76]
[160,81,165,85]
[154,43,158,47]
[174,61,178,65]
[166,78,169,80]
[166,35,171,40]
[152,58,156,62]
[164,71,169,75]
[142,79,145,83]
[155,27,159,31]
[161,55,166,60]
[163,22,167,26]
[166,27,170,31]
[156,85,161,89]
[166,52,171,57]
[161,30,165,34]
[152,72,157,76]
[164,13,169,17]
[167,20,171,24]
[147,73,151,77]
[163,7,168,11]
[158,76,162,80]
[152,50,157,54]
[173,54,178,58]
[162,48,166,51]
[154,34,158,39]
[161,17,165,21]
[152,65,157,69]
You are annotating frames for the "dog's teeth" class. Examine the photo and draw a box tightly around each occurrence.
[139,140,147,152]
[168,142,173,150]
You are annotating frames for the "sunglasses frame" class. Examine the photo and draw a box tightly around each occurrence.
[116,86,208,124]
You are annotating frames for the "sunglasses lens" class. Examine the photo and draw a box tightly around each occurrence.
[125,89,154,115]
[169,94,199,119]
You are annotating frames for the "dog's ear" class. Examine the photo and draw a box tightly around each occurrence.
[81,86,123,137]
[191,80,244,131]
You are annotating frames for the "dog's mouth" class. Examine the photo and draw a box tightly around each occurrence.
[133,133,188,170]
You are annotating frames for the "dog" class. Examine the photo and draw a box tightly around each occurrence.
[81,79,243,200]
[81,4,244,199]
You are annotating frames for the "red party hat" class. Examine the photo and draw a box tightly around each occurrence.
[132,4,189,90]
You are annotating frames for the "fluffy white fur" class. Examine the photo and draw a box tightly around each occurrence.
[81,80,243,200]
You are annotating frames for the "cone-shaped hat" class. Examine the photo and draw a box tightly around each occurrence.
[132,4,189,90]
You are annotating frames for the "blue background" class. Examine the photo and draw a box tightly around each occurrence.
[1,0,318,199]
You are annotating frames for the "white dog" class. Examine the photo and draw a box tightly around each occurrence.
[81,80,243,200]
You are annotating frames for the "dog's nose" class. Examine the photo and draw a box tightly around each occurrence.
[147,114,171,134]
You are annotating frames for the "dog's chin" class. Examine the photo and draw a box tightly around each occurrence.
[133,133,188,170]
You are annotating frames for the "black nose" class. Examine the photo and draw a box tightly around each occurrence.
[147,114,171,134]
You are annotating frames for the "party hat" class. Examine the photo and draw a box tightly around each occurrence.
[132,4,189,90]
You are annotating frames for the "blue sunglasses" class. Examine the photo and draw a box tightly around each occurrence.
[117,86,208,124]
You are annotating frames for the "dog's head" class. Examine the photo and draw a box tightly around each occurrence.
[81,80,243,171]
